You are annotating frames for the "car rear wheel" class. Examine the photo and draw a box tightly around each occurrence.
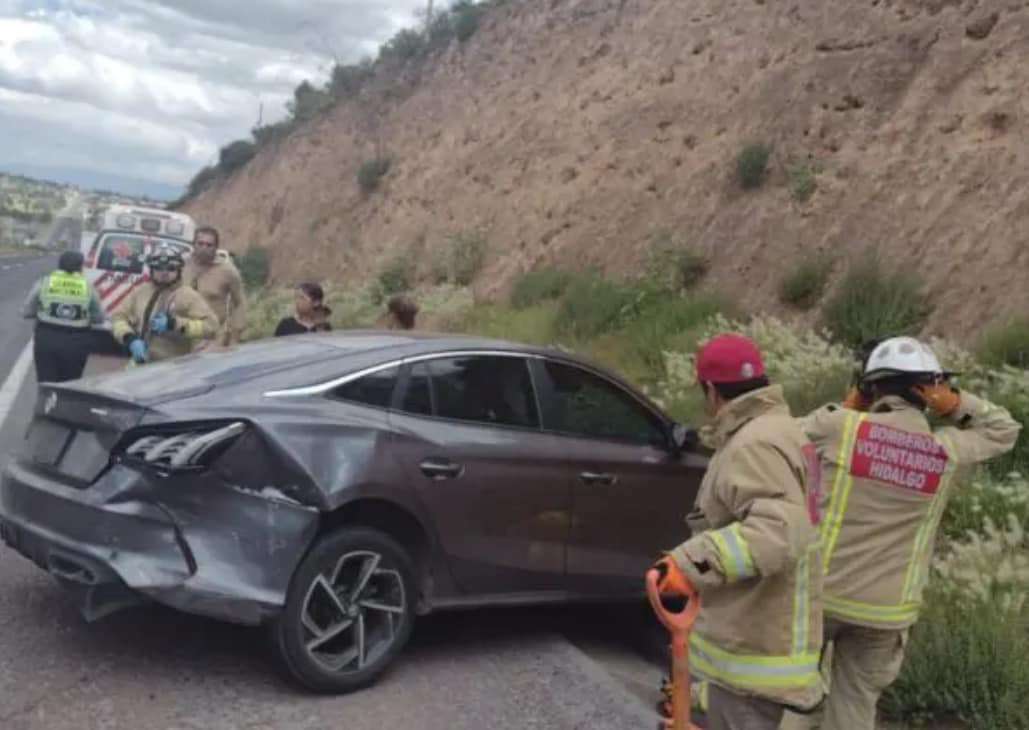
[271,527,416,693]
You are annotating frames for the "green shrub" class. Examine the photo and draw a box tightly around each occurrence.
[453,1,482,42]
[930,339,1029,480]
[983,379,1029,479]
[788,163,817,202]
[426,11,455,48]
[555,273,637,339]
[510,269,575,308]
[236,247,271,289]
[241,286,292,341]
[457,303,560,346]
[375,256,413,302]
[779,254,833,309]
[978,318,1029,369]
[286,81,333,122]
[821,256,932,348]
[380,28,427,63]
[186,165,220,198]
[445,232,488,286]
[646,234,709,292]
[329,60,374,99]
[218,140,256,174]
[252,121,292,146]
[620,291,725,379]
[737,142,772,189]
[358,158,391,194]
[882,590,1029,729]
[941,472,1029,543]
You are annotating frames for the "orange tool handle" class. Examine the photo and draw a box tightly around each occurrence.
[646,568,703,730]
[646,567,701,634]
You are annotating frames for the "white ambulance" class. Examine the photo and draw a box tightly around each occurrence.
[82,205,197,328]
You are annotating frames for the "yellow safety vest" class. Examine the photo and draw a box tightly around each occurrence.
[37,271,91,329]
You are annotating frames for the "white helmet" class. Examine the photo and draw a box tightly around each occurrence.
[862,336,944,382]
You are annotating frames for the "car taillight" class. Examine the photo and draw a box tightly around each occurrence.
[118,422,245,470]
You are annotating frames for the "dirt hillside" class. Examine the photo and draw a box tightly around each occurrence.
[183,0,1029,338]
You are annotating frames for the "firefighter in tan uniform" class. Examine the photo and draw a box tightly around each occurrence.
[654,334,824,730]
[797,336,1020,730]
[111,244,220,364]
[181,226,247,346]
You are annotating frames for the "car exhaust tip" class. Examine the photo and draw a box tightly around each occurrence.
[43,548,149,622]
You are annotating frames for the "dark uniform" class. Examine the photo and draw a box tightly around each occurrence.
[22,253,104,383]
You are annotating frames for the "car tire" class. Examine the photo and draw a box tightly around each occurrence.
[271,527,416,694]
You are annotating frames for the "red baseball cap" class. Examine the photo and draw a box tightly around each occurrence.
[696,334,766,384]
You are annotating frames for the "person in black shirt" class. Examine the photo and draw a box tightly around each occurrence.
[274,282,331,336]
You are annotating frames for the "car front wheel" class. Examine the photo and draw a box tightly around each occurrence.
[271,527,416,693]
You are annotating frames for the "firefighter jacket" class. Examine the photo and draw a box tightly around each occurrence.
[110,279,219,362]
[182,255,247,345]
[802,393,1020,630]
[670,385,824,711]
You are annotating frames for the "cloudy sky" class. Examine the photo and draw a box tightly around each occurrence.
[0,0,426,196]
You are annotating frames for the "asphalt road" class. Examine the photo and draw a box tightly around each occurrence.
[0,258,668,729]
[0,253,51,387]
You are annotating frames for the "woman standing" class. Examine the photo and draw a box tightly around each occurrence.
[274,283,331,336]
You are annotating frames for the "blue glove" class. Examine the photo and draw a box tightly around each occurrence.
[149,312,175,334]
[128,338,148,364]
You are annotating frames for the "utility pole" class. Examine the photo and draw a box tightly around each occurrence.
[426,0,434,30]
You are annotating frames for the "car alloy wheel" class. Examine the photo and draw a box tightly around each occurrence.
[272,527,416,693]
[300,550,407,673]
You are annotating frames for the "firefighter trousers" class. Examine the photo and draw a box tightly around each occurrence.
[779,617,907,730]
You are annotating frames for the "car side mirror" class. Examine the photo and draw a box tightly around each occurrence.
[670,423,699,454]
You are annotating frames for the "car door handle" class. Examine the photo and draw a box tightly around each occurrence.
[579,471,618,486]
[420,459,464,480]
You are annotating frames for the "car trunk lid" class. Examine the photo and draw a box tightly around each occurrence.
[23,385,149,487]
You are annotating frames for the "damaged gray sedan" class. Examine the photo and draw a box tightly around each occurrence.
[0,332,705,693]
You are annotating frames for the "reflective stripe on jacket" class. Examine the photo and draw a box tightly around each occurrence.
[111,280,219,361]
[670,385,824,710]
[36,271,93,328]
[802,393,1020,629]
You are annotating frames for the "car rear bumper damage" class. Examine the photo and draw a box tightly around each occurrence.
[0,460,320,625]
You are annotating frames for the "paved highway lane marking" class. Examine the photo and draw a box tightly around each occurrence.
[0,341,33,432]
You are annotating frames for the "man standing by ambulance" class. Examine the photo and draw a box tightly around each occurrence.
[181,226,247,347]
[653,334,824,730]
[800,336,1020,729]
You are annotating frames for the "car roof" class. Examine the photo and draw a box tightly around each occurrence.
[311,329,556,357]
[277,330,652,403]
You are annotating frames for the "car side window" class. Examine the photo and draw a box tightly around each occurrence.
[538,360,667,447]
[401,363,433,416]
[331,366,400,409]
[400,356,540,429]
